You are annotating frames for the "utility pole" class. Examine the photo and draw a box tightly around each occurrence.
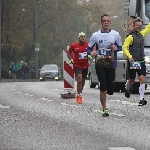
[0,0,1,80]
[35,1,39,79]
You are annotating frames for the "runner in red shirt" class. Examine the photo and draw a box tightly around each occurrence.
[66,32,91,104]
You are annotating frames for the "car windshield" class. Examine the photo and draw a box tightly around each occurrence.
[42,65,57,70]
[145,0,150,19]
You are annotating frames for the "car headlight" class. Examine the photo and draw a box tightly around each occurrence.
[146,69,150,74]
[55,77,58,80]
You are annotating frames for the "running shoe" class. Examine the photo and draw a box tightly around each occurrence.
[75,95,82,104]
[125,90,130,98]
[138,98,147,106]
[103,109,109,117]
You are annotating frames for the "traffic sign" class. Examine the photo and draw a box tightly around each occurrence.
[35,47,39,51]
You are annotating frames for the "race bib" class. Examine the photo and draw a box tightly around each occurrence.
[79,52,87,59]
[98,49,112,58]
[130,62,141,69]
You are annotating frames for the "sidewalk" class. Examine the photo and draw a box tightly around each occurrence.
[0,79,39,82]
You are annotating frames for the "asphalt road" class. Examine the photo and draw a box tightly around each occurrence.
[0,80,150,150]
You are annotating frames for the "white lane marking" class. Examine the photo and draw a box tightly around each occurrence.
[93,110,101,112]
[61,103,69,106]
[41,98,53,102]
[109,100,138,106]
[93,110,125,117]
[11,85,16,90]
[110,113,125,117]
[60,103,81,108]
[69,104,79,107]
[52,89,64,92]
[0,104,10,108]
[121,101,138,106]
[18,92,33,97]
[109,147,135,150]
[47,100,53,102]
[109,100,120,102]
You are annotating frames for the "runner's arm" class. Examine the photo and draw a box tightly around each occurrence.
[116,34,122,52]
[141,23,150,37]
[122,35,133,58]
[87,33,96,55]
[66,44,74,60]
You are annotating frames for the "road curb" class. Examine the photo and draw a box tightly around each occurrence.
[0,79,39,82]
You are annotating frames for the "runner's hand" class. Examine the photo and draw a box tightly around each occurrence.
[111,44,117,51]
[88,55,93,60]
[90,51,97,56]
[129,57,134,62]
[69,59,74,64]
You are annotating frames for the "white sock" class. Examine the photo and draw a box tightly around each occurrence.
[139,84,145,100]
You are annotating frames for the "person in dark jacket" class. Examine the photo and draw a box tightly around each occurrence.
[23,63,30,79]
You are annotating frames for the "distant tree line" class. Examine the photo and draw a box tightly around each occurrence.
[1,0,123,78]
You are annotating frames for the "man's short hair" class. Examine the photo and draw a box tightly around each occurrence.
[101,14,110,22]
[133,17,143,25]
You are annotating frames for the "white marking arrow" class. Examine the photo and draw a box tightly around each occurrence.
[109,147,135,150]
[0,104,10,108]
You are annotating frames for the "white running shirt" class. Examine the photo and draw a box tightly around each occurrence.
[88,29,122,52]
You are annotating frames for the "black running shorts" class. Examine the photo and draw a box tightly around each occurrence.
[95,66,115,95]
[128,61,146,79]
[74,67,88,79]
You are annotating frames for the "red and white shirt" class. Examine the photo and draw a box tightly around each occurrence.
[69,42,89,69]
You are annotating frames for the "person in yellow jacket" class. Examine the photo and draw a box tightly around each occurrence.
[123,17,150,106]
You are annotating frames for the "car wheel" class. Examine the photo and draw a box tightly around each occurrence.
[59,75,62,81]
[114,82,121,92]
[114,82,125,92]
[89,76,96,88]
[121,82,125,92]
[55,79,59,81]
[98,82,100,89]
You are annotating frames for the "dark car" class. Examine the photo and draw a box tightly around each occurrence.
[39,64,62,81]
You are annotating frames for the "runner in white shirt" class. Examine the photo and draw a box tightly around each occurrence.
[87,14,122,117]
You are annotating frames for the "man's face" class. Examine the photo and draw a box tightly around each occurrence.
[133,21,142,32]
[100,16,111,30]
[79,36,86,43]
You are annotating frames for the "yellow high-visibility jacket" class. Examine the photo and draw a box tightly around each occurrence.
[123,23,150,58]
